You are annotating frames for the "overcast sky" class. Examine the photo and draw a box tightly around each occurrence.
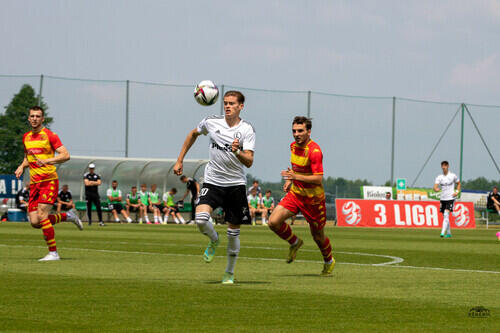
[1,1,499,185]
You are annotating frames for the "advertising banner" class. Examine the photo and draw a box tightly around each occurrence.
[336,199,475,229]
[361,186,393,200]
[0,175,24,199]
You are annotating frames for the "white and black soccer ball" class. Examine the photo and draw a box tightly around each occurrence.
[194,80,219,106]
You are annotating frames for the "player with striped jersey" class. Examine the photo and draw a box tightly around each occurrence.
[14,106,83,261]
[268,116,335,275]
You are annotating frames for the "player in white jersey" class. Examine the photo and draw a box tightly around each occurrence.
[173,90,255,284]
[433,161,461,238]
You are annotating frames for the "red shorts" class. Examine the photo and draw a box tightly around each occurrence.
[28,179,59,212]
[278,192,327,231]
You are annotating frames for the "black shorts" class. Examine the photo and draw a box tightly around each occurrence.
[198,183,251,225]
[109,203,123,213]
[440,200,455,213]
[153,203,164,211]
[127,205,140,213]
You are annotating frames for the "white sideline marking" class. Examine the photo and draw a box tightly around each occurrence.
[1,243,499,274]
[3,238,404,266]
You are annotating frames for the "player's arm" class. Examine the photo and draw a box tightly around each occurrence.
[453,181,461,197]
[37,145,70,166]
[15,153,29,179]
[433,182,440,192]
[195,182,200,196]
[231,138,254,168]
[283,180,292,192]
[281,168,323,185]
[174,128,201,175]
[181,189,189,201]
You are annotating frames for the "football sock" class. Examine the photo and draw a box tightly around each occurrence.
[154,216,158,223]
[164,215,169,223]
[159,216,164,223]
[115,218,120,223]
[145,215,150,223]
[261,217,266,224]
[195,212,218,242]
[48,213,67,225]
[174,217,180,224]
[41,218,56,252]
[274,223,297,245]
[179,216,185,224]
[126,217,132,223]
[442,211,450,235]
[319,237,333,263]
[226,228,240,274]
[139,218,143,223]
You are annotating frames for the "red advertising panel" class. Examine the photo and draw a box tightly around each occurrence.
[336,199,475,228]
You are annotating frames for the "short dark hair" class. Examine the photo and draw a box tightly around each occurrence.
[180,175,187,181]
[493,186,498,190]
[224,90,245,104]
[62,184,68,187]
[253,180,259,184]
[293,116,312,130]
[131,186,137,189]
[29,106,45,116]
[441,161,449,166]
[112,180,117,183]
[171,188,177,194]
[266,190,271,194]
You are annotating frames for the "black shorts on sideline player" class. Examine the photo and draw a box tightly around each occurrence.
[198,183,251,225]
[440,200,455,213]
[109,203,123,213]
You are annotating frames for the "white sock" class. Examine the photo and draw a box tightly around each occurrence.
[261,217,266,224]
[441,211,450,235]
[179,216,185,224]
[196,212,218,242]
[174,217,180,224]
[139,218,142,223]
[126,217,132,223]
[145,215,150,223]
[226,228,240,274]
[164,215,169,223]
[154,216,158,223]
[115,218,120,223]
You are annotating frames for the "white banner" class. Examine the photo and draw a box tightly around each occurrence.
[362,186,393,200]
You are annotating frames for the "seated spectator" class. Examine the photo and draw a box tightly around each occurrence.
[261,190,275,225]
[148,184,163,224]
[248,187,267,226]
[15,182,30,213]
[162,188,185,224]
[107,180,132,224]
[126,186,141,221]
[385,192,392,200]
[56,184,75,213]
[487,186,500,216]
[248,180,263,199]
[138,184,151,224]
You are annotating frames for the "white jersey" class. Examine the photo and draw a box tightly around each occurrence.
[197,115,255,187]
[435,172,459,201]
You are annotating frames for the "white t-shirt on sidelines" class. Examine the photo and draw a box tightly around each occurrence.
[197,115,256,187]
[434,172,459,201]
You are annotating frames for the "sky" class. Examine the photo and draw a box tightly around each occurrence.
[1,0,499,185]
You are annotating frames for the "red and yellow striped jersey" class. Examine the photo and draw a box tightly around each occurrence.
[289,140,325,204]
[23,128,63,184]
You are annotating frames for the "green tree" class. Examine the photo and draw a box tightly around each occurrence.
[462,177,500,191]
[0,84,51,173]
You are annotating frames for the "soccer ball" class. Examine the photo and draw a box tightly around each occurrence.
[194,80,219,106]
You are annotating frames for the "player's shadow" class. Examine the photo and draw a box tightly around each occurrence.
[279,273,326,278]
[203,280,271,285]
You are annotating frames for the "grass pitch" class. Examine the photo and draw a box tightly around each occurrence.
[0,222,498,332]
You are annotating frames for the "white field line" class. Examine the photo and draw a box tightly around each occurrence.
[1,243,499,274]
[2,238,403,266]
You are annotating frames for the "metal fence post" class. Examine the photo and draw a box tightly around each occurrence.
[390,97,396,186]
[125,80,130,157]
[219,84,225,116]
[37,74,44,106]
[459,103,465,182]
[307,90,311,118]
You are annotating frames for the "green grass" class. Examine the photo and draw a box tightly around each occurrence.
[0,222,498,332]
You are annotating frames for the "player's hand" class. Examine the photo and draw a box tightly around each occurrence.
[231,138,240,153]
[173,161,183,175]
[283,180,292,193]
[35,157,49,167]
[281,167,295,180]
[452,192,458,198]
[14,165,24,179]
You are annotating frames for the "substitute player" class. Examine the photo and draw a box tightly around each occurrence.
[173,90,255,284]
[433,161,460,238]
[14,106,83,261]
[268,116,335,276]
